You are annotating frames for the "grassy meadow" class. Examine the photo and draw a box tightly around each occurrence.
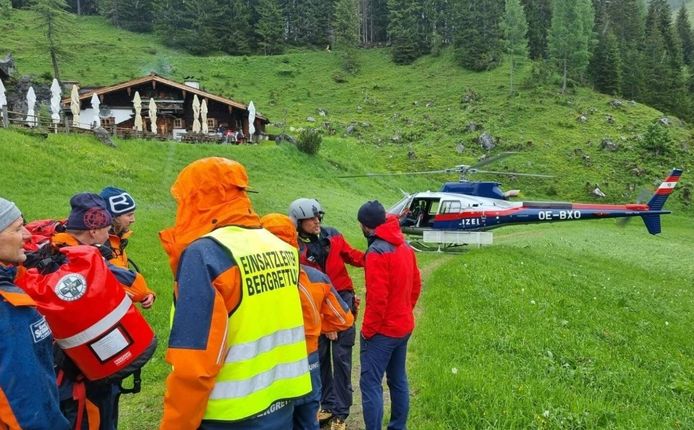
[1,129,692,429]
[2,8,694,429]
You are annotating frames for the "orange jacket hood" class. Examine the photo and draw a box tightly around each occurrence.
[159,157,261,274]
[260,213,299,249]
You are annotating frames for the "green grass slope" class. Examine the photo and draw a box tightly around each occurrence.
[2,9,693,211]
[2,129,692,429]
[0,128,433,428]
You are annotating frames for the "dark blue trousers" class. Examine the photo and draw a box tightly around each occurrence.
[293,351,321,430]
[318,290,356,419]
[360,333,411,430]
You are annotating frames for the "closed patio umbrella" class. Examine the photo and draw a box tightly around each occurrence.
[26,86,37,127]
[133,91,143,131]
[248,101,256,139]
[70,84,80,127]
[0,78,6,108]
[201,99,208,134]
[149,97,157,134]
[192,94,200,133]
[90,93,101,128]
[50,79,61,125]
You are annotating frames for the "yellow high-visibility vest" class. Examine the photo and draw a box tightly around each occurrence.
[202,226,311,421]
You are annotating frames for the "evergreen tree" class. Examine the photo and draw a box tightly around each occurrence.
[255,0,285,55]
[111,0,154,32]
[424,0,454,53]
[503,0,529,94]
[387,0,427,64]
[589,29,622,95]
[605,0,643,99]
[155,0,224,53]
[642,0,687,117]
[548,0,595,93]
[31,0,74,82]
[521,0,551,59]
[333,0,360,49]
[588,1,621,94]
[222,0,253,55]
[454,0,505,71]
[676,4,694,66]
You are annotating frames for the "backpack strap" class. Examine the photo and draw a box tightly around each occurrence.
[119,369,142,395]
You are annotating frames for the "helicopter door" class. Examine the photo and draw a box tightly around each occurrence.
[388,195,414,217]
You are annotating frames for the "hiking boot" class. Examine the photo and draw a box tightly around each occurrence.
[330,417,346,430]
[317,409,333,424]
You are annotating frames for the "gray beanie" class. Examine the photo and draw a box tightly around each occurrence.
[0,197,21,232]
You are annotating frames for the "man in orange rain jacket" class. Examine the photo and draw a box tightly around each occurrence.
[159,158,311,430]
[260,213,354,430]
[99,186,155,308]
[37,193,155,430]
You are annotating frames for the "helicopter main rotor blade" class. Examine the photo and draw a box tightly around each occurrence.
[472,169,554,178]
[469,152,519,170]
[337,169,450,178]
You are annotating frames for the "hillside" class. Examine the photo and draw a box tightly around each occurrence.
[2,9,693,211]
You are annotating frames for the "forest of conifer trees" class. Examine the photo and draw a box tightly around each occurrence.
[5,0,694,120]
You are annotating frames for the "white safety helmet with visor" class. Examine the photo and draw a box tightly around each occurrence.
[288,198,324,226]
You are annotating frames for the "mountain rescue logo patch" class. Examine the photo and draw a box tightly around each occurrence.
[55,273,88,301]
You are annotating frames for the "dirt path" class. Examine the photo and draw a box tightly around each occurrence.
[322,255,454,430]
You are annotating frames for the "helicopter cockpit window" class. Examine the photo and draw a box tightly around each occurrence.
[440,200,462,214]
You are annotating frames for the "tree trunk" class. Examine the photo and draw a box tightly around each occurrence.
[509,56,514,95]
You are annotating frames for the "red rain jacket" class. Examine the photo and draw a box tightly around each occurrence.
[361,215,422,340]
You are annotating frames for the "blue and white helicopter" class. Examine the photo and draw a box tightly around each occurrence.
[343,153,683,250]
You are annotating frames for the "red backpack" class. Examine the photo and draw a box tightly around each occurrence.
[17,245,156,382]
[23,219,66,252]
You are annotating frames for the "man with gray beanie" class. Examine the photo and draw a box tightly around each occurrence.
[0,196,70,429]
[357,200,421,430]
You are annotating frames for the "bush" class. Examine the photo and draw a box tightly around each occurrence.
[297,128,322,155]
[641,122,672,156]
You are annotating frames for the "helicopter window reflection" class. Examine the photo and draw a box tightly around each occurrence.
[440,200,462,214]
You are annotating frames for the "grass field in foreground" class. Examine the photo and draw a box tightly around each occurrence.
[409,218,693,429]
[1,128,692,429]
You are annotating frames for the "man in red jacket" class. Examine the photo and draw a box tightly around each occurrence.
[357,200,421,430]
[288,198,364,430]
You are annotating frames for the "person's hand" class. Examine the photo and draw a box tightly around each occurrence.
[140,294,155,309]
[325,331,338,341]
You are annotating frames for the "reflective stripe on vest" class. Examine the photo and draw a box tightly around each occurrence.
[55,295,132,349]
[203,226,311,421]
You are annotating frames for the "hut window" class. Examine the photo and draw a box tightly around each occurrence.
[207,118,217,128]
[174,118,184,128]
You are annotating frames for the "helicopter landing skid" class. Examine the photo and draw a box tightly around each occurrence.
[407,240,467,253]
[406,230,494,252]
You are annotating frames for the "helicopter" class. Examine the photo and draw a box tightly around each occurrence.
[341,153,683,250]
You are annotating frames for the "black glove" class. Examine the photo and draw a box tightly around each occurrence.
[95,244,115,261]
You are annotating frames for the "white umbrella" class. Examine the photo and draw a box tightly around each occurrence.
[50,79,62,124]
[192,95,200,133]
[201,99,208,134]
[90,93,100,128]
[133,91,143,132]
[70,84,81,127]
[26,86,37,127]
[0,78,6,107]
[248,101,256,138]
[148,97,157,134]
